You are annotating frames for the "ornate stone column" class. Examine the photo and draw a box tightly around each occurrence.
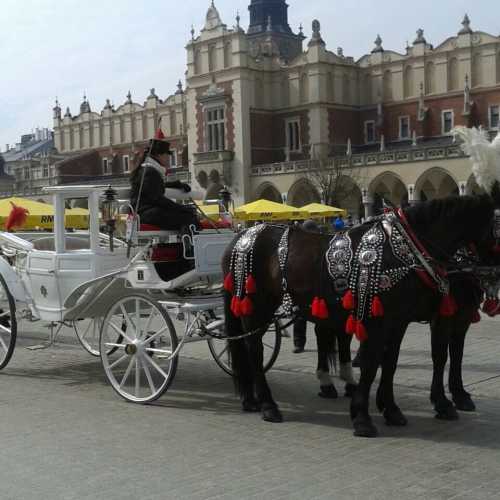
[362,189,374,218]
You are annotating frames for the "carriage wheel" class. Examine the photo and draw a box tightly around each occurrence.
[0,274,17,370]
[100,295,178,403]
[207,320,282,376]
[73,317,123,357]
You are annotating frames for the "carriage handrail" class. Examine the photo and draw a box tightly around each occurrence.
[0,232,34,253]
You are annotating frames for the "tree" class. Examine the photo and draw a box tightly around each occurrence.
[305,157,365,214]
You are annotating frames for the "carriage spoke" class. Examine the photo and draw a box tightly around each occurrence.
[135,299,141,339]
[119,305,137,337]
[142,358,156,394]
[108,320,134,344]
[140,308,157,341]
[104,342,126,349]
[142,325,169,346]
[144,347,173,357]
[0,336,7,352]
[0,323,11,335]
[109,354,129,370]
[0,310,10,318]
[262,341,274,350]
[120,357,135,388]
[135,356,141,397]
[142,351,170,381]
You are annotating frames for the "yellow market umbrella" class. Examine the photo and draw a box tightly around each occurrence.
[0,197,89,230]
[197,204,223,221]
[234,199,309,221]
[301,203,347,218]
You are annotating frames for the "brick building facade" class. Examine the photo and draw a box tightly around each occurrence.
[53,1,500,217]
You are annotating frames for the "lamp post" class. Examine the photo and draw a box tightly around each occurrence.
[102,185,119,251]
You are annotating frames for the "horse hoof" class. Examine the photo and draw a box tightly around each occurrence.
[344,383,357,398]
[242,400,261,412]
[453,393,476,412]
[435,405,459,420]
[384,407,408,426]
[318,385,338,399]
[352,416,378,438]
[262,407,283,423]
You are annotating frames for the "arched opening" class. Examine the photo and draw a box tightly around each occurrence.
[404,65,414,98]
[334,175,363,220]
[426,62,435,94]
[415,168,459,201]
[300,73,309,104]
[448,57,459,91]
[287,179,321,207]
[465,174,484,196]
[369,172,408,213]
[255,183,282,203]
[383,70,393,101]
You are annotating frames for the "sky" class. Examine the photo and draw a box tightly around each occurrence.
[0,0,497,151]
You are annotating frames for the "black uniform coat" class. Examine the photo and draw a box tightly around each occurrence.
[130,161,197,230]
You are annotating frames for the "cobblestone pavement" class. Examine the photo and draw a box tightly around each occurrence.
[1,315,500,500]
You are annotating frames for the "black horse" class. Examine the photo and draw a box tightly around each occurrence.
[222,195,497,437]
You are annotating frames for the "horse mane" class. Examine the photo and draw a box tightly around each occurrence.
[404,194,494,242]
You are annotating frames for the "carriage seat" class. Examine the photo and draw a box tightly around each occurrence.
[136,224,180,243]
[32,236,90,251]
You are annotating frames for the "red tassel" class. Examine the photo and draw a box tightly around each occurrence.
[5,203,29,231]
[355,320,368,342]
[439,294,457,317]
[342,290,355,310]
[482,298,500,317]
[245,274,257,294]
[231,296,242,317]
[240,296,254,316]
[345,314,356,335]
[371,295,384,318]
[316,298,329,320]
[471,309,481,324]
[311,297,320,317]
[223,273,234,293]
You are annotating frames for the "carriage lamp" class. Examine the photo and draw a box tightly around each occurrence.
[102,185,119,251]
[219,186,232,212]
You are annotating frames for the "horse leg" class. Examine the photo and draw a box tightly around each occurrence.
[350,335,382,438]
[314,324,338,399]
[246,332,283,422]
[430,317,458,420]
[449,321,476,411]
[337,330,357,397]
[225,297,260,412]
[375,326,408,426]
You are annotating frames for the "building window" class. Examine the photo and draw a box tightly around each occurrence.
[24,167,30,180]
[364,120,376,143]
[43,165,49,178]
[489,105,499,129]
[286,118,301,153]
[123,155,130,173]
[206,107,225,152]
[442,110,454,134]
[399,116,410,139]
[102,157,109,175]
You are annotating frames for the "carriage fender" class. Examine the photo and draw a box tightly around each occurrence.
[0,257,26,302]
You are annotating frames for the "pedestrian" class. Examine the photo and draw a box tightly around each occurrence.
[334,215,345,231]
[292,219,320,353]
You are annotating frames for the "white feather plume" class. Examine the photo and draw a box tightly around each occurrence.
[453,126,500,192]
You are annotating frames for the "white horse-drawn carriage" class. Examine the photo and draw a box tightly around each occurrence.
[0,184,282,402]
